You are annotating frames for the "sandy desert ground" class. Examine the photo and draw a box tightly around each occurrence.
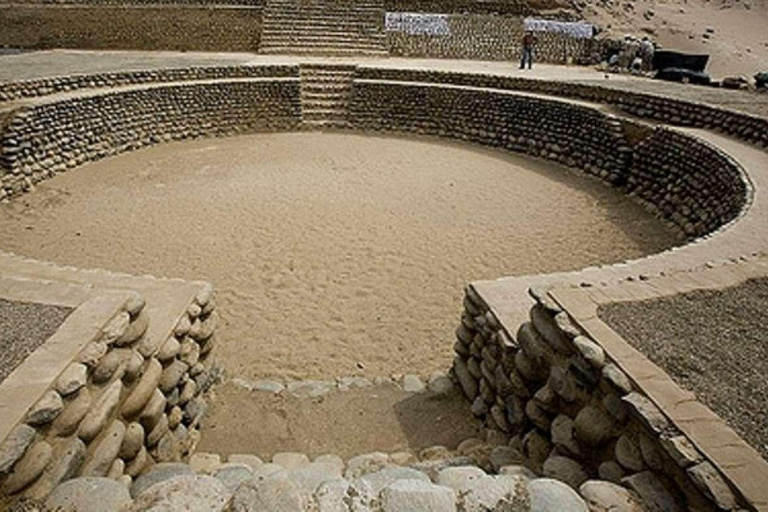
[0,132,679,380]
[577,0,768,78]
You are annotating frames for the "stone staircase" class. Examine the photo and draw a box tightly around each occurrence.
[260,0,387,56]
[300,64,356,129]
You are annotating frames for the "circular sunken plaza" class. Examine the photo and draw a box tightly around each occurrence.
[1,16,768,512]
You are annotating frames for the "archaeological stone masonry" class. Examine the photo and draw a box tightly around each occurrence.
[451,285,748,510]
[0,64,766,509]
[0,0,601,63]
[0,275,220,501]
[349,77,749,240]
[0,79,302,198]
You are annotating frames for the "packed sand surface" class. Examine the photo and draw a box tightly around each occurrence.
[198,380,484,459]
[0,132,679,380]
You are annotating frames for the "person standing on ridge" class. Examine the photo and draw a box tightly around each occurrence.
[520,31,538,70]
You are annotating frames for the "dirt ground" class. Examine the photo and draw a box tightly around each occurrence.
[599,278,768,461]
[0,132,678,380]
[197,380,484,459]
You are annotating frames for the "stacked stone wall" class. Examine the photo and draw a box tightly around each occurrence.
[0,287,219,500]
[0,79,301,199]
[351,80,630,184]
[350,79,747,239]
[0,5,262,52]
[0,66,298,102]
[355,67,768,148]
[386,14,598,64]
[451,286,745,509]
[627,128,747,238]
[385,0,533,15]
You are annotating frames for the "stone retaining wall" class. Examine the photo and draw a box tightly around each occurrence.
[355,67,768,148]
[627,128,747,238]
[0,5,263,52]
[451,285,745,510]
[0,284,219,501]
[350,79,748,240]
[0,65,298,102]
[386,14,598,64]
[0,79,302,199]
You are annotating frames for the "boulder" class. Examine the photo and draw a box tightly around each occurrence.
[355,466,429,495]
[579,480,646,511]
[46,477,131,512]
[380,479,456,512]
[0,423,36,473]
[230,472,309,511]
[272,452,310,470]
[130,462,193,498]
[214,463,253,491]
[1,440,52,494]
[127,475,231,511]
[542,456,588,489]
[529,478,588,512]
[79,421,126,477]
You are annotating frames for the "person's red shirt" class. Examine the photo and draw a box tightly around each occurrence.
[523,33,537,48]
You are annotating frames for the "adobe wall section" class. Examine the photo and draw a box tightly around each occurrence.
[0,79,302,198]
[0,5,262,52]
[350,79,748,240]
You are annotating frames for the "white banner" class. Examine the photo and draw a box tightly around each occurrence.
[524,18,594,39]
[385,12,450,36]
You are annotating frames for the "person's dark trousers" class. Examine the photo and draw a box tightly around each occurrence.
[520,48,533,69]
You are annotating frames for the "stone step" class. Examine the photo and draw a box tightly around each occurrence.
[302,100,349,111]
[261,34,385,44]
[299,68,357,75]
[303,111,350,122]
[265,0,383,6]
[303,120,354,130]
[301,89,350,99]
[261,26,384,36]
[267,0,383,6]
[301,86,352,96]
[265,3,383,12]
[261,19,382,29]
[262,12,383,20]
[263,8,383,17]
[260,46,388,55]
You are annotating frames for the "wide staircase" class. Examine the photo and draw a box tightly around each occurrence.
[300,64,356,129]
[260,0,387,56]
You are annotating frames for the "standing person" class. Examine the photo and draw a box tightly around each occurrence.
[520,31,537,70]
[640,36,655,72]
